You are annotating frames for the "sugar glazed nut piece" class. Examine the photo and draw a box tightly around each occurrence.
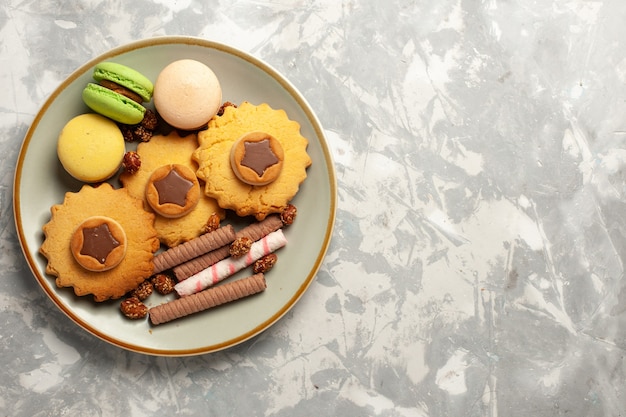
[201,213,221,234]
[253,253,277,274]
[132,125,153,142]
[119,109,159,142]
[229,236,252,257]
[120,296,148,319]
[151,273,176,295]
[216,101,237,117]
[122,151,141,174]
[131,279,153,301]
[140,109,159,130]
[280,204,297,225]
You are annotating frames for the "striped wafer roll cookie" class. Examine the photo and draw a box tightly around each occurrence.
[174,229,287,297]
[173,215,284,281]
[152,224,236,274]
[149,273,266,325]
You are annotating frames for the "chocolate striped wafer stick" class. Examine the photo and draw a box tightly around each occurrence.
[172,215,284,281]
[149,273,266,325]
[235,214,283,240]
[173,246,230,281]
[152,224,236,274]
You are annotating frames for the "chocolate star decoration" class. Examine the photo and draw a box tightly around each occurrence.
[241,139,279,176]
[154,168,193,206]
[80,223,120,264]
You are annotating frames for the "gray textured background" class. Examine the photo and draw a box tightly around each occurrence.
[2,0,626,416]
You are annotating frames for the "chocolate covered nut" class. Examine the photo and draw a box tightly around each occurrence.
[70,216,127,272]
[145,164,200,218]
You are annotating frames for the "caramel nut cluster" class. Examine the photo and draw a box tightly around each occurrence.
[120,297,148,319]
[122,151,141,174]
[119,109,159,142]
[201,213,221,234]
[253,253,277,274]
[280,204,297,226]
[151,273,176,295]
[131,280,153,301]
[229,236,252,257]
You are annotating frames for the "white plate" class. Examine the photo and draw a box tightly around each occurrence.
[13,37,336,356]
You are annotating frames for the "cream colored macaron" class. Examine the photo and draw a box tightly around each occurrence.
[57,113,125,182]
[153,59,222,130]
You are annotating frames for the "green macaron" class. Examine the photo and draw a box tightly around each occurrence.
[82,62,154,124]
[82,82,146,125]
[93,62,154,102]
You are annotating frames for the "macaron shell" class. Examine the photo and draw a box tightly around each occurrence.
[82,83,146,125]
[93,62,154,102]
[57,113,126,183]
[153,59,222,130]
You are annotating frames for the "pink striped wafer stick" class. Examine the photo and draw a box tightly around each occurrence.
[174,229,287,297]
[172,215,284,281]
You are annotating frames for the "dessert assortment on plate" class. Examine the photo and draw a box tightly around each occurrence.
[39,59,311,325]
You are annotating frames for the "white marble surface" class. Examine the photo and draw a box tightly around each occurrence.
[2,0,626,416]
